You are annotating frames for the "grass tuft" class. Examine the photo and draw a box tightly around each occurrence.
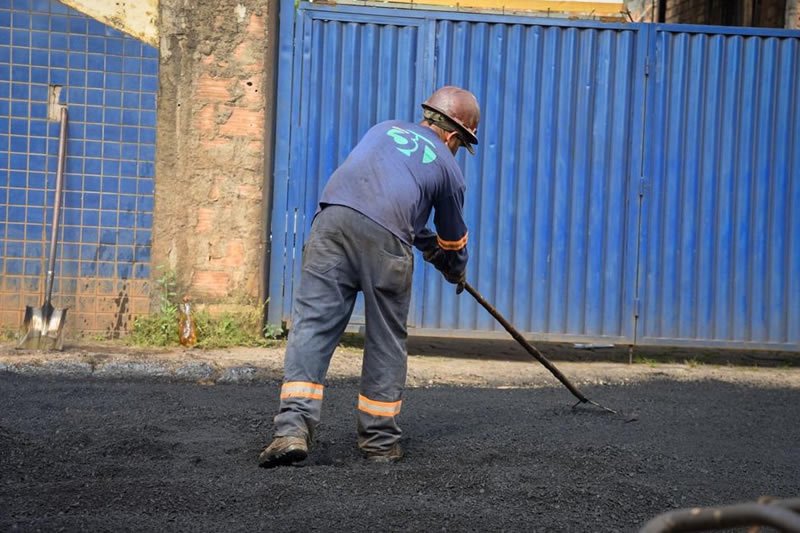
[128,306,285,349]
[1,326,17,342]
[194,308,283,349]
[633,356,659,367]
[126,266,284,349]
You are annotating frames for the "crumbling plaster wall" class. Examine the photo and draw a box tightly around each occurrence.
[156,0,276,306]
[787,0,800,28]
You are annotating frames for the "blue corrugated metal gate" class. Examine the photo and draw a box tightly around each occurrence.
[641,25,800,349]
[269,0,800,351]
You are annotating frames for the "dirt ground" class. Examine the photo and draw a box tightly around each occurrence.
[1,336,798,390]
[1,338,799,531]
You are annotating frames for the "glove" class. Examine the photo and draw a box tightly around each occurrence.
[445,269,466,295]
[423,248,465,295]
[422,247,447,271]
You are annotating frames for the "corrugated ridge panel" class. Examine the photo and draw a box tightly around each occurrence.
[419,20,644,339]
[273,6,424,323]
[642,29,799,348]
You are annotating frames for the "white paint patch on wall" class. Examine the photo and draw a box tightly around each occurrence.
[61,0,159,47]
[235,4,248,23]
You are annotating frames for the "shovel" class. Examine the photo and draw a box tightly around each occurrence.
[18,106,69,351]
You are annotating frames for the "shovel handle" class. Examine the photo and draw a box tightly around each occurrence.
[462,281,589,404]
[44,107,68,307]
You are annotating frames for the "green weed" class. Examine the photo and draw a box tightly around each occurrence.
[127,266,180,346]
[263,322,284,340]
[154,265,179,317]
[129,305,285,348]
[193,308,284,349]
[0,325,17,342]
[128,311,180,347]
[633,356,659,367]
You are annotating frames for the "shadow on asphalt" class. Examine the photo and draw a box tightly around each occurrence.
[399,335,799,368]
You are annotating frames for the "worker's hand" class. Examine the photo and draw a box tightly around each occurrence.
[422,247,447,270]
[444,269,466,295]
[423,247,465,295]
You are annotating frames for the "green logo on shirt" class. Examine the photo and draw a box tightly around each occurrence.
[387,126,437,164]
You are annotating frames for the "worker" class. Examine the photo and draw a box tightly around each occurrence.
[258,86,480,467]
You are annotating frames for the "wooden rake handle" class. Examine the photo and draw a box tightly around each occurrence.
[462,281,590,405]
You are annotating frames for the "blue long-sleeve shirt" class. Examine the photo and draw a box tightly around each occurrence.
[318,120,468,276]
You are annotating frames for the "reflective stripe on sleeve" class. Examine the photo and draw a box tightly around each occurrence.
[437,232,468,251]
[358,394,402,417]
[280,381,324,401]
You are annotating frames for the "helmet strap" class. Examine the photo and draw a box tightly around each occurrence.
[423,108,458,133]
[422,109,474,154]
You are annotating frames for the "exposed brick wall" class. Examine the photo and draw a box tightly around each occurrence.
[155,0,276,307]
[756,0,786,26]
[664,0,723,24]
[663,0,788,27]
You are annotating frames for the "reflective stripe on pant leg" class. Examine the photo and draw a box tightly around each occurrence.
[357,394,402,417]
[273,381,324,441]
[282,381,324,401]
[357,393,404,452]
[354,217,413,452]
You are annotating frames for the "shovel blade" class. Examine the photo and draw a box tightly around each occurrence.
[18,305,44,350]
[18,305,68,351]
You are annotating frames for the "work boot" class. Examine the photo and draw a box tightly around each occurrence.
[258,436,308,468]
[362,443,404,464]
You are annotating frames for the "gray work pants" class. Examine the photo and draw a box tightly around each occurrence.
[272,205,413,453]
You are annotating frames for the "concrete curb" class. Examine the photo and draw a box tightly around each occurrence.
[1,360,95,378]
[2,342,799,389]
[0,358,284,384]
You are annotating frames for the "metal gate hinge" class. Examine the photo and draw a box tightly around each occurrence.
[645,62,650,77]
[633,298,640,318]
[639,177,647,196]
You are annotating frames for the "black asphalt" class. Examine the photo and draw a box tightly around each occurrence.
[1,372,798,532]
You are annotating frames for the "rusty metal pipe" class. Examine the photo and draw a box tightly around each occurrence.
[639,498,800,533]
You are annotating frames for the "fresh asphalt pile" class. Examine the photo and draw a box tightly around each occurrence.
[1,371,798,532]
